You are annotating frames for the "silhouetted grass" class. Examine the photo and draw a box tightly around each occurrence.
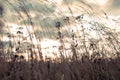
[0,0,120,80]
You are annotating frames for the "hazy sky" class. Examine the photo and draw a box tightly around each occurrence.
[85,0,120,16]
[56,0,120,17]
[0,0,120,27]
[50,0,120,17]
[109,0,120,16]
[0,0,119,17]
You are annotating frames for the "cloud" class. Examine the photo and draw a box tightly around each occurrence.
[81,0,120,16]
[111,0,120,8]
[103,0,120,16]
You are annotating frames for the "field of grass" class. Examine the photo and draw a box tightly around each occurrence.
[0,0,120,80]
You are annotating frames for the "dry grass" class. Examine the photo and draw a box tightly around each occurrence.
[0,0,120,80]
[0,56,120,80]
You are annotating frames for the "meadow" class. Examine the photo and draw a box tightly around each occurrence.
[0,0,120,80]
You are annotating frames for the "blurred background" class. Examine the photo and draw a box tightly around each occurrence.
[0,0,120,61]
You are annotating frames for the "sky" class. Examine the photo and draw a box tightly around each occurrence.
[0,0,119,20]
[85,0,120,17]
[52,0,120,17]
[0,0,119,16]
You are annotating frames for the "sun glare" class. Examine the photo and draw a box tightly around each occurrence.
[96,0,109,6]
[86,0,109,6]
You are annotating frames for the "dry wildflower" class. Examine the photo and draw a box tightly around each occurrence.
[76,14,84,21]
[17,31,23,34]
[55,22,61,28]
[63,16,69,22]
[18,41,20,44]
[58,31,62,38]
[0,5,3,16]
[14,55,19,59]
[20,55,24,59]
[16,47,20,52]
